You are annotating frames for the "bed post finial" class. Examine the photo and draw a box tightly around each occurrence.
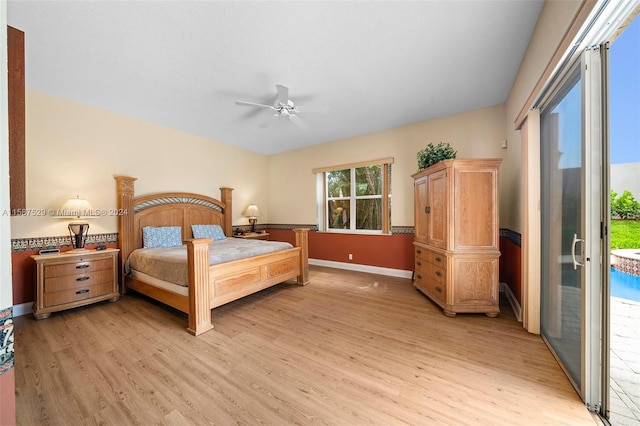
[115,176,137,293]
[220,187,233,237]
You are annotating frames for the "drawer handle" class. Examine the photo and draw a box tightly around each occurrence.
[425,206,430,214]
[76,276,90,282]
[435,257,442,262]
[75,289,90,295]
[75,263,90,269]
[435,271,442,277]
[416,250,422,254]
[416,274,422,279]
[416,261,422,266]
[435,286,442,293]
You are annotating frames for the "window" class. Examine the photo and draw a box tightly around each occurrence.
[314,158,392,234]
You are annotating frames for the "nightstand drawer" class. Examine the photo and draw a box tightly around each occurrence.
[45,269,114,293]
[44,282,116,307]
[44,257,112,278]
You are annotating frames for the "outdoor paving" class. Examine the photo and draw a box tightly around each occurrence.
[610,296,640,425]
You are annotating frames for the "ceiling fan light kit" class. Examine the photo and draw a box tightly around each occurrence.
[236,84,326,130]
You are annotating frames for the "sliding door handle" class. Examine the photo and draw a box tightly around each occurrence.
[571,233,584,270]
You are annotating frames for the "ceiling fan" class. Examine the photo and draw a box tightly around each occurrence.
[235,84,327,129]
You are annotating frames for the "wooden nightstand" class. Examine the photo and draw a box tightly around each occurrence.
[235,232,270,240]
[31,248,120,319]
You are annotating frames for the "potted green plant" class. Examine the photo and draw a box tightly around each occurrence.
[417,142,457,171]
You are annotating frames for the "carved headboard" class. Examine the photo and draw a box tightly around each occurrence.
[114,176,233,288]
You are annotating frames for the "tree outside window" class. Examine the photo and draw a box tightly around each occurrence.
[325,163,391,233]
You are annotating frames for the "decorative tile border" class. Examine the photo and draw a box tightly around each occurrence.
[11,233,118,253]
[612,255,640,277]
[261,224,413,235]
[251,225,518,239]
[500,228,522,247]
[11,228,522,251]
[263,224,319,232]
[262,225,522,240]
[391,226,414,235]
[0,307,14,375]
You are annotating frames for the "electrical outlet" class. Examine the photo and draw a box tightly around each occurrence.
[348,253,353,260]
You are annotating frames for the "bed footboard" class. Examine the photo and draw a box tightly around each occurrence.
[186,238,214,336]
[185,229,309,336]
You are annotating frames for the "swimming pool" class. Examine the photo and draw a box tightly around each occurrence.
[610,268,640,302]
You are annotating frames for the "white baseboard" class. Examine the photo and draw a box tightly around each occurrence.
[13,302,33,317]
[309,258,413,279]
[500,282,522,322]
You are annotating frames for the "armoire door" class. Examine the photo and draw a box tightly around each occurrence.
[426,168,448,249]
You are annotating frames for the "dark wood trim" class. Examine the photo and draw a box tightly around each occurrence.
[8,25,26,212]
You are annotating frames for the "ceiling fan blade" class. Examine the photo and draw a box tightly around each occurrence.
[296,104,329,113]
[236,100,275,110]
[289,114,308,130]
[276,84,289,105]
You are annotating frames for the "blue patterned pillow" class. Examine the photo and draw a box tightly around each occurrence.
[191,224,227,241]
[142,226,183,248]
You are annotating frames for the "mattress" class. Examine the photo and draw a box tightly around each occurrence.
[127,238,294,287]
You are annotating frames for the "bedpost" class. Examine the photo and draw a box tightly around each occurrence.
[186,238,214,335]
[219,187,233,237]
[293,228,310,285]
[115,176,137,294]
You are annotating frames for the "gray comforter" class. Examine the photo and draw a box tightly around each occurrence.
[127,238,294,286]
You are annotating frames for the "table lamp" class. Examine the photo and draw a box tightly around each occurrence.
[59,195,94,251]
[243,204,261,233]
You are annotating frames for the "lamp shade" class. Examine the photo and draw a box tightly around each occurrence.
[58,196,95,219]
[57,196,94,252]
[243,204,261,219]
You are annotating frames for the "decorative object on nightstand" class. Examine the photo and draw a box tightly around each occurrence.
[30,248,120,319]
[57,195,95,251]
[243,204,261,233]
[236,232,270,240]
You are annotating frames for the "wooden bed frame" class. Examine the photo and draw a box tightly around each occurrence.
[115,176,309,336]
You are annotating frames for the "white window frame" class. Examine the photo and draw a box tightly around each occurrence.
[313,158,392,234]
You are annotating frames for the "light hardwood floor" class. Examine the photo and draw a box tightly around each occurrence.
[14,265,599,425]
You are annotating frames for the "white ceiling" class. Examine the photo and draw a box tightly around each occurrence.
[7,0,544,155]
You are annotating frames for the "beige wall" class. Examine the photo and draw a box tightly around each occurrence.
[267,104,507,227]
[503,0,585,232]
[11,90,269,238]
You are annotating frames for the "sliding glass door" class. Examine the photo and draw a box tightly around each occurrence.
[540,65,584,390]
[540,47,604,410]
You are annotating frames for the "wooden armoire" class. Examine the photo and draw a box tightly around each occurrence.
[412,158,501,317]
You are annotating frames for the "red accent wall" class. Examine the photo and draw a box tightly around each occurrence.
[267,229,415,271]
[0,369,15,426]
[12,232,521,306]
[499,237,522,303]
[11,250,33,306]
